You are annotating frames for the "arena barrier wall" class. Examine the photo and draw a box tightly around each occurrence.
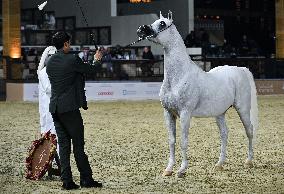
[255,80,284,95]
[6,83,24,101]
[17,82,162,102]
[5,80,284,101]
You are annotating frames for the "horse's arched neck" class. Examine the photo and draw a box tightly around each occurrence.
[163,33,200,86]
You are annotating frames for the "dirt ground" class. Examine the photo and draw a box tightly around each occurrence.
[0,95,283,194]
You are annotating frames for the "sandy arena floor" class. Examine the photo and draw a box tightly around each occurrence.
[0,95,283,193]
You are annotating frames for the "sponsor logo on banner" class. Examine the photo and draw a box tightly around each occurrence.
[122,90,137,95]
[255,80,284,94]
[257,83,274,94]
[98,91,114,96]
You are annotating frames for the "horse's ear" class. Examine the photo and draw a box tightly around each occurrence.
[160,11,164,19]
[168,10,173,21]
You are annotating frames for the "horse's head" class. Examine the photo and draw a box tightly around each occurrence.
[137,11,174,44]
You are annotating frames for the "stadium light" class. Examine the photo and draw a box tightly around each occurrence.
[10,39,21,59]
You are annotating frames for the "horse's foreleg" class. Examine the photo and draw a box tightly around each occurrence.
[177,111,191,178]
[215,114,228,170]
[163,109,177,176]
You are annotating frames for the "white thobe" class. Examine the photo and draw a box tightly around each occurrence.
[38,67,56,134]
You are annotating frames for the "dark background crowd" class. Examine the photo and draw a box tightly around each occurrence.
[184,28,275,58]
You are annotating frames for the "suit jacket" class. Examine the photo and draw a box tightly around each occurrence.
[46,49,100,113]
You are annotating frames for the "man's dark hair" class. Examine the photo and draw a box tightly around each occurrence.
[52,32,71,50]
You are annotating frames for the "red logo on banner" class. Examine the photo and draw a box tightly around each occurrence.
[98,91,114,96]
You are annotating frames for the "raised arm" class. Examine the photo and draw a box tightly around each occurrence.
[74,50,103,73]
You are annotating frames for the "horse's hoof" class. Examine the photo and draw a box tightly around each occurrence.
[176,171,186,178]
[214,164,224,171]
[162,170,173,176]
[244,160,253,168]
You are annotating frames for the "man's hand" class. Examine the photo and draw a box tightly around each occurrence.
[94,50,103,62]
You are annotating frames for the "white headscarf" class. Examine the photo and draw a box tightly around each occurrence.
[37,46,57,75]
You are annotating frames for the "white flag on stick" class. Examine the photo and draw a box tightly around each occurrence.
[38,1,48,10]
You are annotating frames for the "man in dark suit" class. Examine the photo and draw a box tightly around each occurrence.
[46,32,103,190]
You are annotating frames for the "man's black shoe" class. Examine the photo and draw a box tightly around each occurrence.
[48,168,61,177]
[62,181,80,190]
[80,179,103,188]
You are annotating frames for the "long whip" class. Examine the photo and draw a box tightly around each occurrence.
[74,0,98,50]
[38,0,142,48]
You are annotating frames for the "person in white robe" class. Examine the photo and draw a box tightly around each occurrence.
[37,46,57,135]
[37,46,61,176]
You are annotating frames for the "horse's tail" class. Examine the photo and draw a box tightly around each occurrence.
[242,67,258,142]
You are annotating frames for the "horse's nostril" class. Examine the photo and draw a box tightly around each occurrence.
[137,25,154,39]
[137,25,147,38]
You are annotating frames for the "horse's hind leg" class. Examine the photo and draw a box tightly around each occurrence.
[163,109,177,176]
[215,114,228,170]
[236,106,254,168]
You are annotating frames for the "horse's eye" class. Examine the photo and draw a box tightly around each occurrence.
[160,21,166,28]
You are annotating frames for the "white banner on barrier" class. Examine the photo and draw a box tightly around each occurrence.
[23,83,39,101]
[23,82,162,102]
[85,82,162,100]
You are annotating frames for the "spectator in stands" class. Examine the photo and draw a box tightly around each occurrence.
[28,48,35,56]
[199,28,210,56]
[78,47,90,63]
[21,48,27,61]
[43,13,56,30]
[266,32,276,58]
[141,46,154,76]
[200,28,210,44]
[184,30,197,47]
[48,13,56,30]
[113,45,123,59]
[102,47,113,75]
[230,47,237,58]
[222,39,232,57]
[239,34,250,56]
[249,39,261,56]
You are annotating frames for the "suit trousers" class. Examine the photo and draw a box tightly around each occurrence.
[52,109,92,183]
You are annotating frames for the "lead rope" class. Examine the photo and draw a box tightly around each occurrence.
[125,23,173,47]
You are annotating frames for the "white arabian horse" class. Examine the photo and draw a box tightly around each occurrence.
[137,11,258,178]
